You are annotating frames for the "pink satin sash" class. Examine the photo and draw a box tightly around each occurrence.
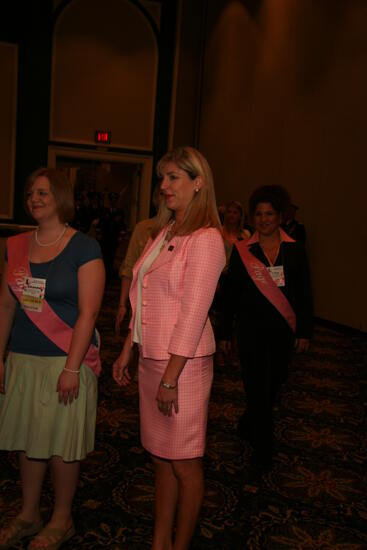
[235,231,296,333]
[6,232,101,376]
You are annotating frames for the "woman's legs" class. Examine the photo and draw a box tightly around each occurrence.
[19,452,47,522]
[171,458,204,550]
[48,457,79,529]
[29,457,79,549]
[0,453,46,545]
[151,455,178,550]
[151,456,204,550]
[239,328,294,468]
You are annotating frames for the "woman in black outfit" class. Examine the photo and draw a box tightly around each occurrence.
[219,185,313,477]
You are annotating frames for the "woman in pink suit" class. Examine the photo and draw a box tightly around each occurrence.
[113,146,225,550]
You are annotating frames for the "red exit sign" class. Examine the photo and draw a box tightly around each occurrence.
[95,130,111,144]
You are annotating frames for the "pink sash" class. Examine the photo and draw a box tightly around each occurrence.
[235,230,296,333]
[7,232,101,376]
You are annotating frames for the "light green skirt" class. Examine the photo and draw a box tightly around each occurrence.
[0,352,97,461]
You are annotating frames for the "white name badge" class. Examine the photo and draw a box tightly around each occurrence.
[267,265,285,287]
[21,277,46,312]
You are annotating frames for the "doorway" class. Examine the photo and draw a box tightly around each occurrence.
[48,146,154,280]
[48,146,154,228]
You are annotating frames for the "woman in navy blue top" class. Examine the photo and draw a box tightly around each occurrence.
[0,168,105,549]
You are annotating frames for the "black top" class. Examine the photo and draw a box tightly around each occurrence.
[282,220,306,243]
[221,241,313,340]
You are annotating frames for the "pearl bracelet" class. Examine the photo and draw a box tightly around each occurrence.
[63,367,80,374]
[161,380,177,390]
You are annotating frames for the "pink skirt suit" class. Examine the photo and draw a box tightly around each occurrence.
[129,227,226,460]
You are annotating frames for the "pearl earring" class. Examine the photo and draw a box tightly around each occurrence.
[195,188,199,193]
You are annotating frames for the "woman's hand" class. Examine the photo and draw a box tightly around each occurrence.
[295,338,310,353]
[57,369,80,405]
[155,355,186,416]
[0,360,5,394]
[156,382,179,416]
[113,344,134,386]
[58,257,104,406]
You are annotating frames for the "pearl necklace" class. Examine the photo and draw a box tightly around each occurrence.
[35,224,68,247]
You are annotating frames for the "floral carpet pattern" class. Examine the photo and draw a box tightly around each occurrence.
[0,280,366,549]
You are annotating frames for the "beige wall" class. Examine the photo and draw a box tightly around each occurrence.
[51,0,158,150]
[0,43,17,219]
[3,1,366,330]
[191,0,367,331]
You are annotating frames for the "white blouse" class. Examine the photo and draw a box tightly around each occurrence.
[133,235,166,345]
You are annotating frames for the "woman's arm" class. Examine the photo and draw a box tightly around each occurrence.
[167,229,226,357]
[0,262,17,393]
[57,258,105,405]
[156,353,186,416]
[112,329,137,386]
[217,246,244,351]
[114,275,132,333]
[115,221,153,333]
[157,229,225,416]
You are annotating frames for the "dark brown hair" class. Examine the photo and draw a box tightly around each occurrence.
[249,185,291,223]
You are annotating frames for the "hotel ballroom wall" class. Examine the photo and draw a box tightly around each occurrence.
[1,0,366,331]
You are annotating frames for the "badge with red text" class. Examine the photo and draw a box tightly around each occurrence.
[21,277,46,312]
[267,266,285,287]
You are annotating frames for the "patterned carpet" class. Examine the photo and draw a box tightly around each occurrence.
[1,278,367,549]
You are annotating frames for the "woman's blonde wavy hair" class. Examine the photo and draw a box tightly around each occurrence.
[151,146,222,239]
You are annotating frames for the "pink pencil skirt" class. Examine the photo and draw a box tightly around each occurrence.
[139,354,213,460]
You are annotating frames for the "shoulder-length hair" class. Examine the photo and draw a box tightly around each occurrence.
[24,167,75,224]
[151,146,222,239]
[224,200,244,226]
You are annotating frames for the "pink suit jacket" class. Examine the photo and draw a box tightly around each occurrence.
[129,226,226,360]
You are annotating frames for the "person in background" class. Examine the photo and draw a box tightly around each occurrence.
[114,185,161,333]
[85,191,103,234]
[72,193,90,234]
[243,210,253,237]
[282,202,306,243]
[99,191,126,283]
[217,203,226,224]
[0,168,105,549]
[213,201,250,365]
[219,185,313,480]
[222,200,251,263]
[113,146,225,550]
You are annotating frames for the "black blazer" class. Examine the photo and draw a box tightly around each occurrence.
[221,240,313,340]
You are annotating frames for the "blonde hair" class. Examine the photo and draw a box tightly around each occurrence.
[24,167,75,223]
[151,146,222,239]
[224,200,244,228]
